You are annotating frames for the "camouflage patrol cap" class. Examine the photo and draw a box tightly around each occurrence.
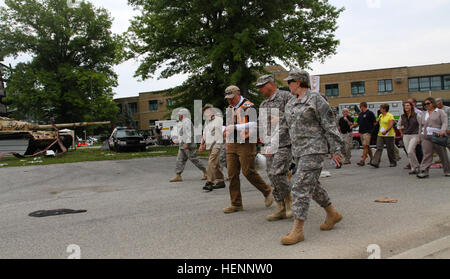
[224,85,240,99]
[202,103,213,112]
[436,98,444,104]
[284,69,311,86]
[256,75,274,88]
[177,108,190,118]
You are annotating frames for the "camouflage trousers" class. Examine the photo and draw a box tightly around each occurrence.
[175,146,206,174]
[291,154,331,221]
[265,147,292,202]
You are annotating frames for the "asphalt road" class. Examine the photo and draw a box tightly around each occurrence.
[0,150,449,259]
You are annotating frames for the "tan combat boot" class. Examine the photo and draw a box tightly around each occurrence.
[169,174,183,182]
[201,169,208,180]
[266,201,286,221]
[284,194,293,219]
[320,205,343,231]
[264,190,274,207]
[223,205,243,214]
[281,219,305,245]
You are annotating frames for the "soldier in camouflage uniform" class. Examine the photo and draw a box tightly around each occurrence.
[169,108,207,182]
[257,75,294,221]
[281,70,344,245]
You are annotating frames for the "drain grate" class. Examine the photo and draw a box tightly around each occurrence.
[29,209,87,218]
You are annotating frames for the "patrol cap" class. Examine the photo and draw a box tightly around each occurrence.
[202,103,213,112]
[436,98,444,104]
[256,75,274,88]
[177,108,190,118]
[224,85,240,99]
[284,69,311,86]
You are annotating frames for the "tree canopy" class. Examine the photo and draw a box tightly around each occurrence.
[126,0,344,110]
[0,0,121,123]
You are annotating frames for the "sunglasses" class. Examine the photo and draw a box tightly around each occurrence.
[288,80,297,85]
[424,102,432,106]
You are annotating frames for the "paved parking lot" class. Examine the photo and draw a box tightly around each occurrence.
[0,150,449,259]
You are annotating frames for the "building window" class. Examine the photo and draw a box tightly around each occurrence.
[431,76,442,91]
[351,81,365,95]
[409,75,448,92]
[444,75,450,90]
[378,79,393,93]
[149,120,157,127]
[167,98,176,106]
[409,78,419,92]
[128,102,138,115]
[117,103,122,114]
[148,100,158,111]
[325,84,339,97]
[419,77,431,91]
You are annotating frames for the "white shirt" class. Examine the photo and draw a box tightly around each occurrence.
[422,108,441,135]
[424,108,438,121]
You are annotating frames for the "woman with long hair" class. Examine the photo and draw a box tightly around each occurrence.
[398,102,420,174]
[417,97,450,178]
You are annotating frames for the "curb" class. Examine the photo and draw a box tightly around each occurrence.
[389,235,450,259]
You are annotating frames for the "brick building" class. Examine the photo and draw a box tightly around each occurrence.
[318,63,450,108]
[115,90,174,130]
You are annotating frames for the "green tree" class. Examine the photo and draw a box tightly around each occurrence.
[126,0,343,111]
[0,0,121,124]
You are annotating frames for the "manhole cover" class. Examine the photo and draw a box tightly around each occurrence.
[29,209,87,218]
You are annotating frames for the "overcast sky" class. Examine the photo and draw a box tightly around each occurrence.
[3,0,450,98]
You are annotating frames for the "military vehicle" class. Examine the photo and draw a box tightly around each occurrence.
[0,117,110,157]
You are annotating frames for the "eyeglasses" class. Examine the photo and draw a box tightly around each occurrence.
[288,80,297,85]
[424,102,432,106]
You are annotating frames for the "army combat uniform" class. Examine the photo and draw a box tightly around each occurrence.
[285,89,343,221]
[175,111,206,175]
[259,88,294,202]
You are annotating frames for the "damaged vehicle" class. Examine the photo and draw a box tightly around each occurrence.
[108,127,147,152]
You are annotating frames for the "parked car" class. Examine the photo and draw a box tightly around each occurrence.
[108,127,147,152]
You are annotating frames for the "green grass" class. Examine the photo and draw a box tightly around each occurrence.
[0,146,210,168]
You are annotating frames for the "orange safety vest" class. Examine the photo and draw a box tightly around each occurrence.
[229,99,255,140]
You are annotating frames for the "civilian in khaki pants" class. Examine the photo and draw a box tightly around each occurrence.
[222,85,274,213]
[226,142,273,211]
[199,104,225,192]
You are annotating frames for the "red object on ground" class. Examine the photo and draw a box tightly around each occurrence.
[430,164,443,169]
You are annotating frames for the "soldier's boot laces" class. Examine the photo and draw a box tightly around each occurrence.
[320,205,343,231]
[169,174,183,183]
[266,201,287,221]
[281,219,305,245]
